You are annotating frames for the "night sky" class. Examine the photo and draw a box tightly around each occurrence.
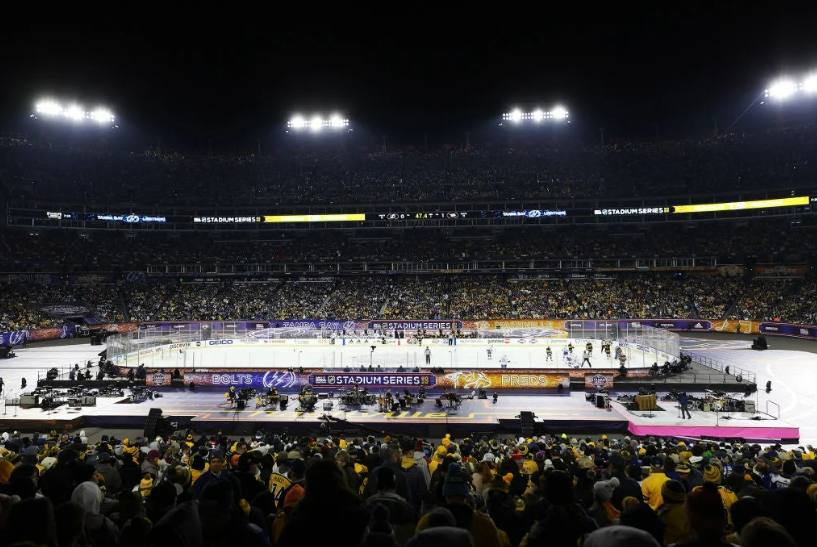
[1,9,816,148]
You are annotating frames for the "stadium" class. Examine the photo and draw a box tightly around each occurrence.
[3,16,817,547]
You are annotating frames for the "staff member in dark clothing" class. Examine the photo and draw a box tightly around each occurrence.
[679,392,692,419]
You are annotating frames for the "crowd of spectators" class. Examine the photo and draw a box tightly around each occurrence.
[4,125,817,206]
[1,428,816,547]
[2,218,816,276]
[6,274,817,332]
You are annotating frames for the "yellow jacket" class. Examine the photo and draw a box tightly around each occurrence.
[641,471,669,510]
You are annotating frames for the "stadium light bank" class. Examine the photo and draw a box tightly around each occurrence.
[501,106,570,125]
[763,75,817,101]
[31,99,117,127]
[287,113,351,133]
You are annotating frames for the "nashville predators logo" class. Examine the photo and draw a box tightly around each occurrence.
[445,371,492,389]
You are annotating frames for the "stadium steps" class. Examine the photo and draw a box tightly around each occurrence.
[117,286,130,321]
[316,283,335,316]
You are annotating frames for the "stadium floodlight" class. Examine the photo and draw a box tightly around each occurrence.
[287,113,350,131]
[502,106,570,124]
[330,114,346,128]
[551,106,568,120]
[288,115,306,129]
[32,99,116,126]
[90,108,115,124]
[35,100,62,117]
[803,75,817,94]
[765,78,800,100]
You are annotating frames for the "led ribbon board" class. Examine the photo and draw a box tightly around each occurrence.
[672,196,808,214]
[262,214,365,223]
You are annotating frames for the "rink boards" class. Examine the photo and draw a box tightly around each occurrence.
[114,337,673,371]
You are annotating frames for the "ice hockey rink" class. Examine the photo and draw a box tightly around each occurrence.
[118,339,661,371]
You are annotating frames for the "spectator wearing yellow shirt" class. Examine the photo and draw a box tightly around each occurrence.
[641,455,670,510]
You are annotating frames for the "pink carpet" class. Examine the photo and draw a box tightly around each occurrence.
[627,424,799,442]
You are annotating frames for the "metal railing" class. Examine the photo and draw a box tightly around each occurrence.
[688,354,756,385]
[766,400,780,419]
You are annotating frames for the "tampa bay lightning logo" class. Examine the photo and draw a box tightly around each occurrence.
[125,214,140,223]
[262,371,297,389]
[9,331,27,344]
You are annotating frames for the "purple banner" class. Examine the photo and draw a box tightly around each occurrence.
[5,273,61,284]
[165,370,306,389]
[309,372,436,388]
[759,323,817,339]
[138,320,368,333]
[368,321,462,330]
[273,320,366,331]
[0,325,75,346]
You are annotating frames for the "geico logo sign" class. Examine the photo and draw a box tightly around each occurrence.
[208,340,233,345]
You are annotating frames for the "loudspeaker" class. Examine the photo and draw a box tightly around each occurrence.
[596,395,606,409]
[520,411,535,438]
[237,399,246,410]
[144,408,163,439]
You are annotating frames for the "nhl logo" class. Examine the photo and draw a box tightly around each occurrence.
[590,374,609,389]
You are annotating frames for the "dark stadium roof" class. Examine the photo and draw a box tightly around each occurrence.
[1,10,815,147]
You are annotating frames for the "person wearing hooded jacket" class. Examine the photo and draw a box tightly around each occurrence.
[71,481,119,547]
[95,452,122,495]
[401,439,430,515]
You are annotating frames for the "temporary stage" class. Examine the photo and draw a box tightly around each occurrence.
[0,337,805,444]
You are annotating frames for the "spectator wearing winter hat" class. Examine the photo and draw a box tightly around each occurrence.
[657,479,691,545]
[416,462,503,547]
[589,477,621,527]
[641,454,670,510]
[697,464,738,523]
[141,449,161,479]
